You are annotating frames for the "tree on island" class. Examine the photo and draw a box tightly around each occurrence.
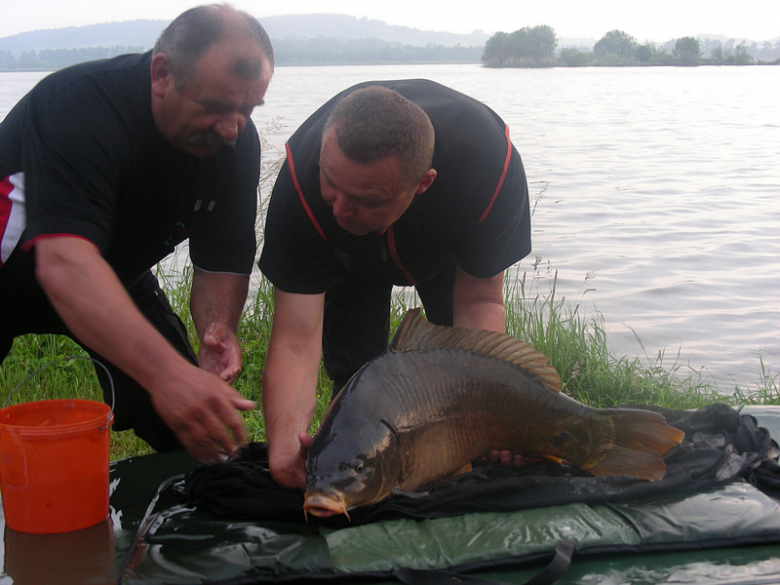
[482,25,557,67]
[674,37,702,66]
[594,30,638,62]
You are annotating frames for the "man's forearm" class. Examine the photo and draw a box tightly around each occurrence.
[35,236,192,390]
[452,268,506,333]
[190,267,250,338]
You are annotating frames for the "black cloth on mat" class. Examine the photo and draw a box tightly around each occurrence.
[181,404,780,527]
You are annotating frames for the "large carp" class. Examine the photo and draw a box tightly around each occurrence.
[304,309,685,520]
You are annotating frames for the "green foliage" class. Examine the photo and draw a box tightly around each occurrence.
[634,44,653,63]
[707,44,754,65]
[732,45,755,65]
[558,48,594,67]
[594,30,638,60]
[674,37,702,66]
[484,24,760,68]
[483,25,558,68]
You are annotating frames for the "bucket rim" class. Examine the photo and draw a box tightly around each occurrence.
[0,399,113,435]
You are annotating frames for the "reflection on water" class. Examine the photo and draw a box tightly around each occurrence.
[1,65,778,388]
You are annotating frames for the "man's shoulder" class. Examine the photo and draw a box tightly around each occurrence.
[37,52,151,93]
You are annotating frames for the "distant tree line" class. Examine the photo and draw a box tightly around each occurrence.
[2,33,776,71]
[0,39,483,71]
[484,27,780,68]
[0,46,145,70]
[267,37,482,65]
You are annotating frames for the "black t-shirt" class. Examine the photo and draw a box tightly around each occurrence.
[258,79,531,294]
[0,52,259,285]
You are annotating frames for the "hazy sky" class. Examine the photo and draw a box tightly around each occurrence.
[1,0,778,42]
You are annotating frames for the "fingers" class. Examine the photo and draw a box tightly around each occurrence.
[199,323,243,382]
[486,449,525,467]
[152,372,257,464]
[299,432,314,450]
[176,405,243,463]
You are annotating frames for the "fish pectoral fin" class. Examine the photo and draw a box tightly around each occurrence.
[391,488,430,499]
[540,454,566,465]
[448,462,473,478]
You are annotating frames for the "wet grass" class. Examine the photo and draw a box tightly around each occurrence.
[1,264,776,461]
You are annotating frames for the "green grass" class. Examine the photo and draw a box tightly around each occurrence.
[1,264,776,462]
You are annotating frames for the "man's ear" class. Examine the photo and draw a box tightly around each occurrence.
[150,53,174,98]
[414,169,437,195]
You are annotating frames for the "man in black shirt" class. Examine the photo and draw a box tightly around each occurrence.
[0,5,274,462]
[258,81,532,488]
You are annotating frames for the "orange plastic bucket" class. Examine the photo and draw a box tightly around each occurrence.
[0,398,113,533]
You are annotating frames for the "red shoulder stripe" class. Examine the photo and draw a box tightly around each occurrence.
[477,124,512,225]
[286,142,327,242]
[386,225,417,286]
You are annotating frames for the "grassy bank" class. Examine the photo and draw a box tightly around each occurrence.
[1,264,777,462]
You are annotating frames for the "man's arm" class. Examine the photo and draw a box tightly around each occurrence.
[452,267,526,464]
[262,287,325,490]
[190,267,250,384]
[452,266,506,333]
[34,236,255,462]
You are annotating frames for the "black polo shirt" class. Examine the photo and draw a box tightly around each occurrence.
[0,51,259,286]
[259,79,531,294]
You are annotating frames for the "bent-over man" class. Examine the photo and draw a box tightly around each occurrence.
[258,80,532,488]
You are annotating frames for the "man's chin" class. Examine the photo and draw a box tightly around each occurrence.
[336,220,371,236]
[178,142,223,157]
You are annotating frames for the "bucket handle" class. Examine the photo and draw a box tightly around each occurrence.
[4,356,115,430]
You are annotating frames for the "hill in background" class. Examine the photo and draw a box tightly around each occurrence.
[0,14,489,54]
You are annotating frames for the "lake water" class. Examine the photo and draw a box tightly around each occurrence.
[1,64,778,390]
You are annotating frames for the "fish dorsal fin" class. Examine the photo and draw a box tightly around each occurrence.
[390,308,561,394]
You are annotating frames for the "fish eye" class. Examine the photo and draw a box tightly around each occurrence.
[354,462,364,472]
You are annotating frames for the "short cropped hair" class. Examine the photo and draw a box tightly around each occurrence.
[323,86,435,187]
[153,3,274,90]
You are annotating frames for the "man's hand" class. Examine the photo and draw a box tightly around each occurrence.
[190,268,249,385]
[269,432,313,490]
[34,237,256,463]
[198,321,242,384]
[149,367,256,462]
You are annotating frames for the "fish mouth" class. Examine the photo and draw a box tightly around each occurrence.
[303,492,351,522]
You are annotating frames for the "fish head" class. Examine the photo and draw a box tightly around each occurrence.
[304,418,402,519]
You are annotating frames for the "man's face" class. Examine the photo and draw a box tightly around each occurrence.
[151,39,271,157]
[319,127,419,236]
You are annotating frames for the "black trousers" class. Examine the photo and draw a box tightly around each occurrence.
[322,265,456,396]
[0,250,193,452]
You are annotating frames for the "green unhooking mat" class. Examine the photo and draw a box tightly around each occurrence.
[118,404,780,584]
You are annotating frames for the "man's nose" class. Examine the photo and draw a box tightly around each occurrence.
[330,193,353,217]
[213,113,245,143]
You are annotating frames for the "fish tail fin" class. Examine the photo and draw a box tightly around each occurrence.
[584,409,685,481]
